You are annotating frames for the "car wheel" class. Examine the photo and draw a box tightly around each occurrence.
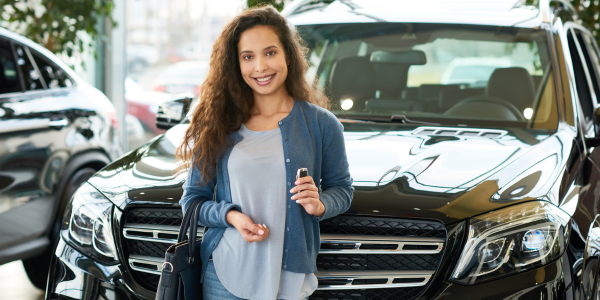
[22,167,97,290]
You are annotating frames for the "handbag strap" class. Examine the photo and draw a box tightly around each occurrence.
[177,200,201,243]
[187,200,203,263]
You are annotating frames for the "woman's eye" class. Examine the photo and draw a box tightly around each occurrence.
[267,51,276,56]
[244,55,253,60]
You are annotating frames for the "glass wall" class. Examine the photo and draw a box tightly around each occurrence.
[124,0,242,150]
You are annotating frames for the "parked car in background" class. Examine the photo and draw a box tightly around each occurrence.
[125,77,170,135]
[151,60,208,97]
[0,27,122,290]
[46,1,600,299]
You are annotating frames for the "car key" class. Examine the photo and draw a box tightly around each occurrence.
[297,168,308,180]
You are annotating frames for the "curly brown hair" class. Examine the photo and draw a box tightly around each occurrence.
[175,5,328,185]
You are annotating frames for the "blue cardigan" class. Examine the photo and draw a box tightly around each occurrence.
[179,98,354,283]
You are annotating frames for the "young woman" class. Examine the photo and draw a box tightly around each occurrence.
[176,6,354,300]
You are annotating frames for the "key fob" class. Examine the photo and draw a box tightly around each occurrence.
[297,168,308,180]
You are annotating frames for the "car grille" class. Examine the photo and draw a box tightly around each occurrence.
[121,209,446,299]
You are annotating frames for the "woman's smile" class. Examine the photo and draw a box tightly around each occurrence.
[253,73,276,86]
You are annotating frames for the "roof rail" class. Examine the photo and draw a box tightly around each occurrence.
[539,0,577,23]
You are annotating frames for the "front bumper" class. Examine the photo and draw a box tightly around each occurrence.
[46,238,152,300]
[46,235,571,300]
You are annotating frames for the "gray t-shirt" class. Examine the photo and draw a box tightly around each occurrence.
[212,123,318,300]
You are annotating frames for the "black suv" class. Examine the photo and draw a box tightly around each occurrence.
[0,27,122,289]
[46,1,600,299]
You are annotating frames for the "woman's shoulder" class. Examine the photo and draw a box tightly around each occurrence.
[297,99,339,125]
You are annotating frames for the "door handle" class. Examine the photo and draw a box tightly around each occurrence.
[49,118,69,128]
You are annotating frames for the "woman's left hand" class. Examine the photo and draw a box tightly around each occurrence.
[290,176,325,217]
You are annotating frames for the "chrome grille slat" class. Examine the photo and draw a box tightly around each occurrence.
[128,255,164,275]
[316,270,433,290]
[123,223,203,244]
[320,234,444,254]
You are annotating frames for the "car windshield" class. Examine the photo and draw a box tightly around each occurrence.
[297,23,558,131]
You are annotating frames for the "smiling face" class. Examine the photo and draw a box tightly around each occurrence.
[238,25,289,98]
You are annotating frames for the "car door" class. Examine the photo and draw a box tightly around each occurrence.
[564,25,600,299]
[0,37,75,261]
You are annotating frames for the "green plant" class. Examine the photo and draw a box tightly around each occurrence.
[247,0,285,11]
[571,0,600,43]
[0,0,116,62]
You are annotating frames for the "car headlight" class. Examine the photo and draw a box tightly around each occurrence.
[61,182,118,263]
[450,201,569,285]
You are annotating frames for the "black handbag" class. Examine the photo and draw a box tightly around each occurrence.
[155,199,205,300]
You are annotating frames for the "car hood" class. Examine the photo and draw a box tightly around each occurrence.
[89,123,573,224]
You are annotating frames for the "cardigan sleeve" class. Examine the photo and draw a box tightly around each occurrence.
[180,158,240,228]
[314,112,354,221]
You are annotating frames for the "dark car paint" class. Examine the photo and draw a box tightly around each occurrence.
[88,123,571,224]
[76,117,595,297]
[0,31,121,269]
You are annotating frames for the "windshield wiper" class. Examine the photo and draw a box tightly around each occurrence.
[337,118,377,123]
[390,115,440,125]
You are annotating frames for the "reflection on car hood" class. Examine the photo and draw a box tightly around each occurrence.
[88,123,573,224]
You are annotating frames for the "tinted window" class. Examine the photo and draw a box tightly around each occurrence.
[567,29,594,124]
[30,50,72,89]
[14,44,45,91]
[0,40,21,94]
[581,33,600,100]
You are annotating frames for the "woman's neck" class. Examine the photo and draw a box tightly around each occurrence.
[251,89,294,117]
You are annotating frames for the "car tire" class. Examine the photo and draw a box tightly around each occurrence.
[22,167,98,290]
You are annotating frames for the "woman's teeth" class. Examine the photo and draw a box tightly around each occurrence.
[256,75,273,82]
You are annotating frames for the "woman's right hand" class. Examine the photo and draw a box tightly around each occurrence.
[226,210,269,243]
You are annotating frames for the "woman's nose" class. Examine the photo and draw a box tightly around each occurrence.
[255,56,268,72]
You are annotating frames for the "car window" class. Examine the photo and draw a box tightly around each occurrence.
[566,28,595,129]
[30,50,73,89]
[580,32,600,102]
[298,23,557,131]
[13,44,45,91]
[0,40,22,94]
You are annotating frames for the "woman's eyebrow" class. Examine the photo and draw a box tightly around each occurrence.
[239,45,279,55]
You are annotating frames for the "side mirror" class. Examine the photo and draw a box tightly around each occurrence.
[156,94,193,130]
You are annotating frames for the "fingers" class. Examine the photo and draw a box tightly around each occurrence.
[245,223,264,236]
[295,175,315,186]
[243,224,269,243]
[294,197,317,205]
[290,183,318,194]
[291,189,319,200]
[294,197,322,215]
